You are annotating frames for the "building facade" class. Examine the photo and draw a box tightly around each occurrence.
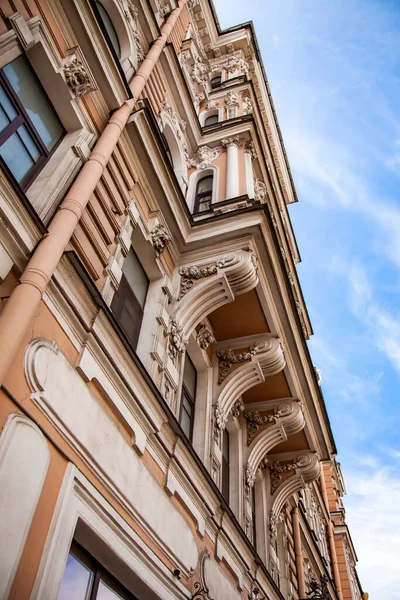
[0,0,366,599]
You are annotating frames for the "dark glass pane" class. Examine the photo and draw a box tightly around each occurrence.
[111,274,143,348]
[0,87,17,131]
[183,355,197,398]
[95,2,121,58]
[197,176,213,194]
[0,131,35,183]
[211,75,221,89]
[197,195,212,212]
[204,114,219,126]
[4,55,63,152]
[222,430,229,461]
[58,552,93,600]
[122,249,149,308]
[180,405,192,439]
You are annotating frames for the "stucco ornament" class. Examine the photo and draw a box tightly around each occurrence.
[196,323,215,350]
[160,96,189,163]
[191,549,212,600]
[63,57,93,97]
[231,398,245,418]
[120,1,144,63]
[244,140,257,160]
[177,264,218,300]
[242,93,253,114]
[245,464,256,496]
[225,90,238,106]
[168,317,187,364]
[206,99,219,109]
[191,55,209,86]
[254,178,267,203]
[221,136,240,148]
[269,459,303,494]
[244,410,277,444]
[216,348,253,384]
[214,402,227,431]
[308,575,329,599]
[150,223,171,255]
[189,146,220,170]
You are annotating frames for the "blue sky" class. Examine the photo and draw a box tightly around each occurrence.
[213,0,400,596]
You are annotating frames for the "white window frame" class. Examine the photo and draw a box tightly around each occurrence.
[186,166,219,214]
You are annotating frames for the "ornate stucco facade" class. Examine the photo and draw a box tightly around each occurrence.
[0,1,366,599]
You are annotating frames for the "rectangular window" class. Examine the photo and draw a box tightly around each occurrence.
[110,249,149,349]
[0,55,64,191]
[58,542,138,600]
[179,354,197,441]
[221,429,230,503]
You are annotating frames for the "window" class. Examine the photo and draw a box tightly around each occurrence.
[210,74,222,89]
[194,175,213,213]
[252,486,257,548]
[94,1,121,59]
[179,354,197,441]
[222,429,230,502]
[204,113,219,127]
[0,55,64,191]
[111,248,149,349]
[58,542,138,600]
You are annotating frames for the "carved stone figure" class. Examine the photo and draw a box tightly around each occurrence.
[196,323,215,350]
[189,146,220,170]
[225,90,238,106]
[231,398,245,418]
[254,179,267,203]
[63,57,93,97]
[150,224,171,255]
[242,93,253,114]
[168,317,187,364]
[191,55,209,85]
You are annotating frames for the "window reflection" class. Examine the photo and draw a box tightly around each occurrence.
[58,552,92,600]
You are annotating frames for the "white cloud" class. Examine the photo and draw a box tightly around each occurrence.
[344,465,400,599]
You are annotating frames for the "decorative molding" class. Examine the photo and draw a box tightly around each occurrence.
[189,146,220,170]
[191,55,209,86]
[221,136,240,149]
[244,410,276,444]
[122,1,145,63]
[217,348,253,384]
[269,458,302,495]
[242,93,253,114]
[206,99,219,109]
[63,53,96,97]
[160,96,189,164]
[224,90,238,106]
[178,265,218,300]
[150,224,172,255]
[254,179,267,203]
[191,549,212,599]
[231,398,245,418]
[244,140,257,159]
[167,318,187,365]
[196,323,215,350]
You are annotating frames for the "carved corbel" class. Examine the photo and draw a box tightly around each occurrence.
[63,49,97,97]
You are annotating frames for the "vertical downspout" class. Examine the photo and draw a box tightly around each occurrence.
[0,1,187,384]
[320,465,343,600]
[292,506,306,599]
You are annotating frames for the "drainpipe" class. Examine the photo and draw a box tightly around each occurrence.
[0,1,187,384]
[292,506,306,599]
[320,464,343,600]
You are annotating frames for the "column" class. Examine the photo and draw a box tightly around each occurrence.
[292,506,307,599]
[222,136,240,199]
[244,140,257,199]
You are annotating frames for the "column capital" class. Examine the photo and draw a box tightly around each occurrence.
[221,135,241,148]
[243,140,257,159]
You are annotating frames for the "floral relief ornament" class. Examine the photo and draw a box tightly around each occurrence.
[63,57,94,97]
[196,323,215,350]
[177,264,218,300]
[168,317,187,365]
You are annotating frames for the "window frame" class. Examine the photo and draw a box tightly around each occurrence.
[0,56,64,192]
[221,429,230,503]
[60,541,139,600]
[210,73,222,89]
[193,174,213,214]
[204,113,219,127]
[110,248,149,350]
[179,354,197,441]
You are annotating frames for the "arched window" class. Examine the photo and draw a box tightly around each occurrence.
[94,1,121,59]
[210,74,222,89]
[204,113,219,126]
[194,175,213,213]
